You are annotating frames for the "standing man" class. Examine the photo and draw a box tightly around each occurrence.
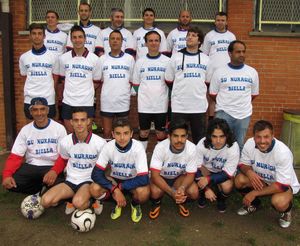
[165,26,210,144]
[95,8,135,56]
[132,31,170,150]
[2,97,67,194]
[66,2,101,53]
[235,120,299,228]
[19,23,59,119]
[149,119,198,219]
[41,108,106,215]
[98,30,135,140]
[209,40,259,150]
[166,10,192,56]
[59,25,101,133]
[133,8,167,60]
[90,119,150,223]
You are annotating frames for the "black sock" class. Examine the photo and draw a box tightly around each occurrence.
[131,199,140,207]
[151,198,161,206]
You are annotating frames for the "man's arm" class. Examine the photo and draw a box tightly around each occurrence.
[2,153,23,189]
[239,163,264,191]
[151,170,176,199]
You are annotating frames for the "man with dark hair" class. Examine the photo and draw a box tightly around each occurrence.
[235,120,299,228]
[209,40,259,150]
[19,23,59,119]
[2,97,66,194]
[149,119,198,219]
[165,26,210,144]
[90,118,149,223]
[196,118,239,212]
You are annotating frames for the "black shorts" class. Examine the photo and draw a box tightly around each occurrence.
[100,110,129,118]
[139,113,167,131]
[61,103,95,120]
[64,180,92,193]
[24,103,56,120]
[163,177,177,187]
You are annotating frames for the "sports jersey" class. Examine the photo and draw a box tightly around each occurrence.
[240,138,300,194]
[19,46,59,105]
[66,22,101,53]
[98,52,135,112]
[11,119,67,166]
[196,137,239,177]
[45,28,68,56]
[59,132,106,185]
[95,139,148,180]
[132,53,170,113]
[166,28,188,55]
[95,26,134,55]
[165,49,210,113]
[209,63,259,119]
[59,49,101,106]
[150,138,197,179]
[133,27,167,60]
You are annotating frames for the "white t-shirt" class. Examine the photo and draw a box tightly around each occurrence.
[95,139,148,180]
[11,119,67,166]
[196,137,240,177]
[59,133,106,185]
[209,63,259,119]
[133,27,167,60]
[19,47,59,105]
[98,52,135,112]
[45,28,68,56]
[132,54,170,113]
[150,138,197,179]
[240,137,300,194]
[59,49,101,106]
[165,50,210,113]
[166,28,188,55]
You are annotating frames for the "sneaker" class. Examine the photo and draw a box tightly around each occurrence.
[198,195,207,209]
[237,205,257,216]
[217,199,226,213]
[92,200,103,215]
[131,204,142,223]
[279,210,292,228]
[65,202,75,215]
[149,203,161,220]
[178,204,190,217]
[111,205,122,220]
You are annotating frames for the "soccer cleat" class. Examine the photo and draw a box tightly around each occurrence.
[131,204,142,223]
[198,195,207,209]
[217,198,226,213]
[111,205,122,220]
[178,204,190,217]
[279,210,292,228]
[65,202,75,215]
[92,200,103,215]
[237,205,257,216]
[149,203,161,220]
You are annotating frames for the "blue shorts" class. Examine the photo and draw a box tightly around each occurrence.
[61,103,95,120]
[100,110,129,118]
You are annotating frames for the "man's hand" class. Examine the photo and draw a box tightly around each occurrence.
[2,177,17,189]
[197,177,209,189]
[243,190,257,207]
[43,170,58,186]
[174,186,187,204]
[204,187,217,202]
[112,188,127,207]
[247,170,264,191]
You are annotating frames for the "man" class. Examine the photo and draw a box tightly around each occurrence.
[235,120,300,228]
[98,30,135,140]
[196,118,239,213]
[90,119,150,223]
[44,10,68,56]
[133,8,167,60]
[2,97,67,194]
[165,26,210,144]
[166,10,192,56]
[132,31,170,151]
[41,108,106,215]
[201,12,236,121]
[149,119,198,219]
[59,25,101,133]
[66,2,101,53]
[95,8,135,56]
[209,40,259,150]
[19,23,59,119]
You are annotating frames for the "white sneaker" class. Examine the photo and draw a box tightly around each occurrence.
[92,200,104,215]
[279,210,292,228]
[65,202,75,215]
[237,205,257,216]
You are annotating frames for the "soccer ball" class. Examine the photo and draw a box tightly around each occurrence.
[20,194,45,219]
[71,208,96,232]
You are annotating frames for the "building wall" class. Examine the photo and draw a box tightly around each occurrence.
[0,34,6,150]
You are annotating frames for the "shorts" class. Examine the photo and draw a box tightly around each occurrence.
[100,110,129,118]
[24,103,56,120]
[61,103,95,120]
[139,113,167,131]
[64,180,92,193]
[163,177,177,187]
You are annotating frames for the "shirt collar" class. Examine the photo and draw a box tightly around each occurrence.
[71,47,89,58]
[46,27,60,33]
[80,21,92,28]
[72,131,92,145]
[228,62,244,69]
[32,45,47,55]
[115,139,133,153]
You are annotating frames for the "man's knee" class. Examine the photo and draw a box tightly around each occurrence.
[234,173,249,189]
[90,183,105,198]
[271,193,292,212]
[133,185,150,203]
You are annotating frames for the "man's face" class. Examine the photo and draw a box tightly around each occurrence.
[143,11,155,26]
[46,12,58,27]
[30,105,49,125]
[215,15,227,32]
[112,126,133,148]
[186,31,200,49]
[229,43,246,65]
[146,33,160,54]
[211,129,226,150]
[71,112,90,134]
[71,30,86,49]
[179,11,191,26]
[78,4,91,22]
[30,28,45,46]
[111,11,124,28]
[170,128,188,151]
[254,128,274,152]
[109,32,123,51]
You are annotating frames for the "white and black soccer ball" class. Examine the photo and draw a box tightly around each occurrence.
[71,208,96,232]
[20,194,45,219]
